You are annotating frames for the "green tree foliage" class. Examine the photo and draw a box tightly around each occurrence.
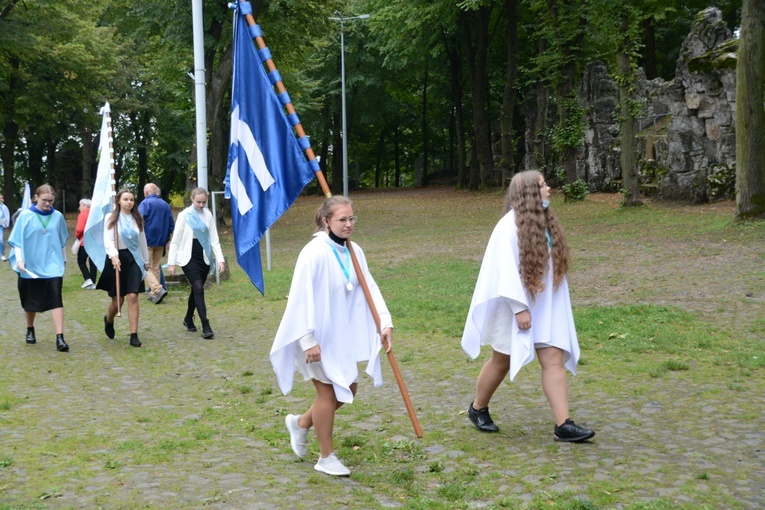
[1,0,750,215]
[1,0,125,209]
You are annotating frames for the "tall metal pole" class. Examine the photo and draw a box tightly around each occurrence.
[339,20,348,196]
[329,13,369,197]
[192,0,208,191]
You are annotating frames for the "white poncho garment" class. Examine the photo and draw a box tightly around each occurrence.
[270,232,392,403]
[461,210,580,381]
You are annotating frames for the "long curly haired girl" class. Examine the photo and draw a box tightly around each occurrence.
[503,170,570,299]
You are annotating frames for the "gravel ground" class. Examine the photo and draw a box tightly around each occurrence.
[0,191,763,509]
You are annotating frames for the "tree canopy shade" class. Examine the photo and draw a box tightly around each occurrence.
[1,0,125,210]
[2,0,756,219]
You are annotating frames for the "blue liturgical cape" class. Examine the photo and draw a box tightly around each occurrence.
[8,207,68,278]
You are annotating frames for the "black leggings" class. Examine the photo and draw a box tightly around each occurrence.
[185,277,208,322]
[77,246,97,282]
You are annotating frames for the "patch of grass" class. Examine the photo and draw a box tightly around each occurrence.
[664,360,689,371]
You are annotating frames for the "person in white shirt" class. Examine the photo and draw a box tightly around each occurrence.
[96,189,150,348]
[0,193,11,261]
[462,170,595,442]
[167,188,225,339]
[270,196,393,477]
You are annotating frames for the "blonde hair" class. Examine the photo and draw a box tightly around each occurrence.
[190,187,209,200]
[314,195,352,232]
[35,184,56,199]
[504,170,569,299]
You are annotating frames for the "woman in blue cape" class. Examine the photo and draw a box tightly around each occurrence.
[8,184,69,352]
[167,188,225,339]
[97,189,150,348]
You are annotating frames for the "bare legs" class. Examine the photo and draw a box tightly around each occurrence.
[473,347,570,426]
[474,349,510,409]
[25,307,64,335]
[537,347,569,426]
[298,381,357,458]
[107,293,140,333]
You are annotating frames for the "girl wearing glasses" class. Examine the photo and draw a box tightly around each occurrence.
[167,188,225,339]
[462,170,595,442]
[8,184,70,352]
[270,195,393,477]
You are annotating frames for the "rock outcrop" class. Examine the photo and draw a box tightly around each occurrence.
[575,7,737,201]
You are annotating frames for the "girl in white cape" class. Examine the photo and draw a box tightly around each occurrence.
[461,170,594,442]
[270,196,393,477]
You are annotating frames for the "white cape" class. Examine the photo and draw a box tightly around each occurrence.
[461,211,579,380]
[270,232,392,403]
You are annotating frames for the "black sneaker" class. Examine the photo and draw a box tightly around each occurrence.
[467,402,499,432]
[554,419,595,442]
[104,316,115,339]
[26,328,36,344]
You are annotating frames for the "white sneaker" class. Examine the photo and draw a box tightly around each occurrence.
[314,453,350,477]
[87,283,97,290]
[81,279,94,288]
[0,255,6,261]
[285,414,308,458]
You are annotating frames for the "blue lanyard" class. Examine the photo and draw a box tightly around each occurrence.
[327,241,350,282]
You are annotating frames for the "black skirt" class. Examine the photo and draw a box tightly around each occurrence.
[96,249,146,297]
[181,239,211,284]
[18,276,64,313]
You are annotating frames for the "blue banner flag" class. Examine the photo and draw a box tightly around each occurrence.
[225,3,315,294]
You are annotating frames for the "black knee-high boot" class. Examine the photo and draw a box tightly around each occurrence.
[201,320,214,339]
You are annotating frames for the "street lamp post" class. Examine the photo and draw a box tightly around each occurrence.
[329,12,369,197]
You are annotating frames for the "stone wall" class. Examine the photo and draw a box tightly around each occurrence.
[574,7,737,201]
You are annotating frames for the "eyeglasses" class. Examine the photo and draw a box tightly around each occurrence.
[39,198,55,204]
[332,216,357,225]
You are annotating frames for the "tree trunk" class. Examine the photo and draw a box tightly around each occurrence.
[420,56,429,187]
[469,130,480,189]
[736,0,765,218]
[394,124,401,187]
[331,106,343,195]
[27,136,46,188]
[499,0,519,187]
[46,138,58,192]
[375,129,385,188]
[208,44,233,195]
[461,7,494,188]
[618,15,642,206]
[81,125,94,198]
[643,17,658,80]
[443,30,467,189]
[1,57,20,210]
[548,0,586,184]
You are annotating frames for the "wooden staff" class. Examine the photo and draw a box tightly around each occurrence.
[114,217,121,317]
[242,4,422,437]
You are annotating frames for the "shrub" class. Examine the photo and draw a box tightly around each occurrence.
[561,178,588,201]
